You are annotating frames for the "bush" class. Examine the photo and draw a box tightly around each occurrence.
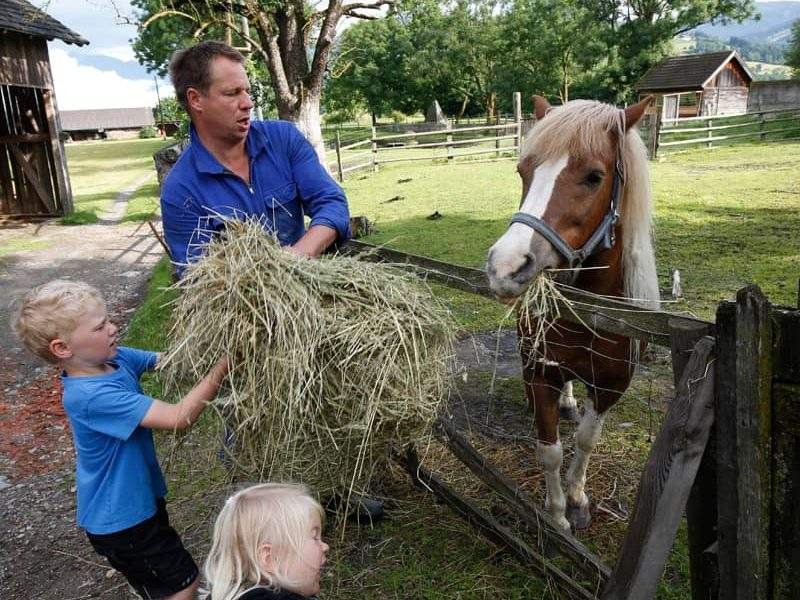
[324,109,355,125]
[139,125,158,139]
[390,110,407,124]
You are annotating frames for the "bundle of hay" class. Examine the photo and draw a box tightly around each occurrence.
[160,220,455,501]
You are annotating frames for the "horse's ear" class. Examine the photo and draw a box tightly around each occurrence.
[533,95,551,121]
[623,95,653,130]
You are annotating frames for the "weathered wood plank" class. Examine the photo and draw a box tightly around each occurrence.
[436,417,611,583]
[7,142,55,213]
[772,307,800,384]
[41,88,72,214]
[771,382,800,599]
[669,319,718,600]
[393,445,597,600]
[343,240,713,348]
[716,285,773,600]
[602,336,716,600]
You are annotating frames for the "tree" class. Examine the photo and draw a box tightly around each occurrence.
[131,0,394,160]
[787,19,800,77]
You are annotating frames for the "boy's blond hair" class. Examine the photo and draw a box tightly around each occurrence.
[203,483,324,600]
[13,279,104,364]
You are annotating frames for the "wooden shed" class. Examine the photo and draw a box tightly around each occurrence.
[635,50,753,121]
[0,0,87,218]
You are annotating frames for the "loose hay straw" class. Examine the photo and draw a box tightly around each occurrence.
[159,219,456,506]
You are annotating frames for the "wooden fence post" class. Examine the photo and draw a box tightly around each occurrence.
[759,112,766,141]
[446,120,453,163]
[706,118,713,149]
[370,125,378,172]
[670,319,718,600]
[513,92,522,155]
[716,285,773,600]
[602,336,716,600]
[650,112,662,160]
[334,131,343,182]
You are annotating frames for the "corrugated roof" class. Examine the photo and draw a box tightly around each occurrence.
[61,108,155,131]
[635,51,752,92]
[0,0,88,46]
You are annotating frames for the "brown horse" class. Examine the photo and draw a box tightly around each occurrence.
[486,95,659,532]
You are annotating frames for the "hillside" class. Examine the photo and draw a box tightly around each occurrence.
[693,1,800,44]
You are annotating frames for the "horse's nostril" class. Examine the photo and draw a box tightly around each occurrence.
[511,253,535,282]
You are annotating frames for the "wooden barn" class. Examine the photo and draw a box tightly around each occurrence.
[635,50,754,121]
[0,0,87,218]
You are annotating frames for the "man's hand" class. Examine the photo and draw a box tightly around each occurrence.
[288,225,338,258]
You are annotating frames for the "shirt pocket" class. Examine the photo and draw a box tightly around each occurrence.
[261,182,300,244]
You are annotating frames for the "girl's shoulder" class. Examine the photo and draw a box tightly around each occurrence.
[237,587,308,600]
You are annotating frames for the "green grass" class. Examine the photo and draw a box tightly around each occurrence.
[62,138,170,224]
[124,141,798,599]
[121,176,161,223]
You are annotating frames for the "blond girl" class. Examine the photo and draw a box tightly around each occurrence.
[204,484,329,600]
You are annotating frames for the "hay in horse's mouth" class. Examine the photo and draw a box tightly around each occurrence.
[157,219,456,522]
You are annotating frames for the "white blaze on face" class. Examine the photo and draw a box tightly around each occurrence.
[488,154,569,280]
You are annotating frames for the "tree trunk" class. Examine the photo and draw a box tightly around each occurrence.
[296,93,326,165]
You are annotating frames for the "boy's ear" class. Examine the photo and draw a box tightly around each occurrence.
[258,543,274,574]
[49,338,72,361]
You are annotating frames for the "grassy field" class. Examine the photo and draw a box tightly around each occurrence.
[62,138,169,224]
[126,140,798,599]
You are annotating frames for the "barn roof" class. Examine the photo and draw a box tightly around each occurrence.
[635,51,753,93]
[61,107,155,131]
[0,0,89,46]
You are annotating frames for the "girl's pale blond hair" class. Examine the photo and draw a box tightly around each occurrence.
[13,279,105,364]
[203,483,324,600]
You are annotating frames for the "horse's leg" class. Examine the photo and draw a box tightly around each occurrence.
[565,387,621,529]
[558,380,580,422]
[525,369,570,532]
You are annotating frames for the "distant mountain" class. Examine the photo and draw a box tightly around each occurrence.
[693,1,800,44]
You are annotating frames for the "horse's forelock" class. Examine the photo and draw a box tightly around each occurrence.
[522,100,624,165]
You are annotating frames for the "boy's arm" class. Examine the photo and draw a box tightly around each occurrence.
[140,357,228,431]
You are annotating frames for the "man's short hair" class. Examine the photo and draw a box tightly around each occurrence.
[169,41,245,111]
[14,280,104,364]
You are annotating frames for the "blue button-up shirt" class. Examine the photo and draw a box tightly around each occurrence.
[160,120,350,277]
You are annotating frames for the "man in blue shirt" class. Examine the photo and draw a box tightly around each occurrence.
[160,41,350,277]
[161,41,382,521]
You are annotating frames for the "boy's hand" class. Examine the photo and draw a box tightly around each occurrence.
[210,356,230,384]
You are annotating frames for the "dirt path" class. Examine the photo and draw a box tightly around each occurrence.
[0,199,165,598]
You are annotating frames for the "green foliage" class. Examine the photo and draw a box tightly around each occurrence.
[152,96,183,122]
[139,125,159,139]
[787,19,800,76]
[692,32,786,64]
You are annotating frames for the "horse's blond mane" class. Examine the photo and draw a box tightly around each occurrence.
[521,100,660,309]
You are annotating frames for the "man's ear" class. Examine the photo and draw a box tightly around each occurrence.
[49,338,72,361]
[186,87,203,114]
[258,543,273,574]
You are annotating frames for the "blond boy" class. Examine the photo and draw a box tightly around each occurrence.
[14,279,227,600]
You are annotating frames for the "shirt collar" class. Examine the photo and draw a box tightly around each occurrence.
[190,123,269,175]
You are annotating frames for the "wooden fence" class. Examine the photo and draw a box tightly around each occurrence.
[330,93,524,181]
[647,107,800,158]
[344,240,800,599]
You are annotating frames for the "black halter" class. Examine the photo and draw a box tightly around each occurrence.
[509,157,624,269]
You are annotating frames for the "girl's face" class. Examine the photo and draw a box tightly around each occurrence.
[284,512,329,597]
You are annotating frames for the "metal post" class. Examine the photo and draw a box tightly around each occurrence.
[154,75,165,139]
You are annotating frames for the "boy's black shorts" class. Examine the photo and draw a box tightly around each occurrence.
[86,498,198,599]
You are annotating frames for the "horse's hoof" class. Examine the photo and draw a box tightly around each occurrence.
[567,501,592,530]
[559,404,581,422]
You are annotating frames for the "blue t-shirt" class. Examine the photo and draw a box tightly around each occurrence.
[161,120,351,278]
[61,346,167,535]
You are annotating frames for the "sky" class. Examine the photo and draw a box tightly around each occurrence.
[40,0,172,110]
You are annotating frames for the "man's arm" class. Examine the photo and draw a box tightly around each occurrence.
[286,124,351,251]
[288,225,338,258]
[140,356,228,431]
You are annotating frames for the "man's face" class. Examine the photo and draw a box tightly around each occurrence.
[190,57,254,143]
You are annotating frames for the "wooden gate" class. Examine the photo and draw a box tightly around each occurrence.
[346,241,800,599]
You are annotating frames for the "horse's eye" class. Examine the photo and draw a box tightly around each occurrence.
[584,171,603,187]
